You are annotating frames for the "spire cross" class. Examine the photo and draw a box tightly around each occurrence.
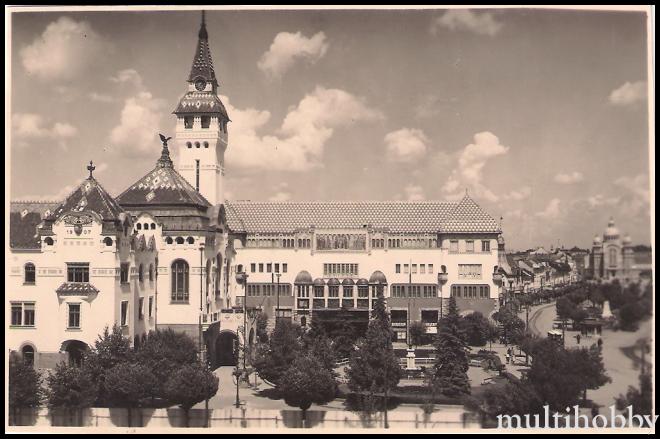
[87,160,96,179]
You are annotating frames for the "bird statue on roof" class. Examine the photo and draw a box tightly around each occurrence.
[159,133,172,147]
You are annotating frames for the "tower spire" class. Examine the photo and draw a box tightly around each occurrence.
[199,10,208,40]
[188,10,215,83]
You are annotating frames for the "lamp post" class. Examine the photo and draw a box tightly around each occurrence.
[199,242,205,365]
[275,272,282,324]
[235,271,249,371]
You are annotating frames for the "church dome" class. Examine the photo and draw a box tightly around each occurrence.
[604,217,620,239]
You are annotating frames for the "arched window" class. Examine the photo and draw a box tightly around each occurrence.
[195,142,200,148]
[186,237,195,244]
[171,259,189,302]
[150,223,156,230]
[136,223,142,230]
[175,237,185,245]
[24,263,36,284]
[166,237,173,245]
[215,254,223,299]
[609,248,618,268]
[103,237,113,246]
[149,263,154,282]
[44,237,54,246]
[143,223,149,230]
[138,264,144,282]
[22,345,35,367]
[203,141,209,148]
[186,141,192,148]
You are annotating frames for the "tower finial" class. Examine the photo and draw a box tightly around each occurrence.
[199,10,208,39]
[87,160,96,179]
[157,133,173,168]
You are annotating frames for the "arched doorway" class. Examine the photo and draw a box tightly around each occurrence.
[21,345,35,367]
[62,340,88,367]
[215,331,238,367]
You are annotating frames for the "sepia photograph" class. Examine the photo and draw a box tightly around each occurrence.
[5,5,655,433]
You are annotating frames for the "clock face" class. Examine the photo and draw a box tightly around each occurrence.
[194,78,207,91]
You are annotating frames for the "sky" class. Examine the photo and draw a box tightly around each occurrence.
[9,7,653,251]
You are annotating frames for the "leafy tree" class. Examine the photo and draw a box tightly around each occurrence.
[104,363,158,426]
[616,371,653,417]
[409,321,426,347]
[430,297,470,398]
[279,353,337,426]
[329,320,359,360]
[346,293,402,418]
[163,364,219,427]
[618,302,646,331]
[255,311,270,343]
[135,329,198,398]
[478,380,544,424]
[302,330,337,376]
[460,312,491,346]
[572,344,610,403]
[9,358,43,424]
[46,362,98,410]
[556,296,574,322]
[83,324,133,406]
[253,319,302,385]
[492,308,525,345]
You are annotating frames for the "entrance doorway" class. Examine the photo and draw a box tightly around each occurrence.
[215,331,238,367]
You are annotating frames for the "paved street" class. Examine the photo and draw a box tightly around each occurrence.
[525,301,653,409]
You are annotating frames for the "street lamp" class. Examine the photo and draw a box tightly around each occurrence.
[198,242,205,365]
[275,272,282,324]
[235,271,249,370]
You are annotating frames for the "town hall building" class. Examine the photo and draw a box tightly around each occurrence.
[8,13,504,370]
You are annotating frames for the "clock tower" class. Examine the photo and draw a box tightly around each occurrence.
[173,11,230,206]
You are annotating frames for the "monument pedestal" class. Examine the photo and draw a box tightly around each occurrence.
[406,347,416,370]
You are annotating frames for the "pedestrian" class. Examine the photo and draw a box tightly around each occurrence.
[576,334,581,345]
[505,353,510,364]
[597,338,603,349]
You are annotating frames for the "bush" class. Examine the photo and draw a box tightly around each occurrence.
[9,358,43,418]
[46,362,98,410]
[163,364,219,427]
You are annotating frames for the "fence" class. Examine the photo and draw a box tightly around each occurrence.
[8,406,480,430]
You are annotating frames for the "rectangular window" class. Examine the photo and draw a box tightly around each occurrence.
[149,297,153,318]
[395,264,401,274]
[420,264,426,274]
[24,264,36,284]
[120,263,130,284]
[120,301,128,326]
[482,240,490,252]
[450,240,459,253]
[466,240,475,253]
[251,263,256,273]
[68,303,81,328]
[195,159,200,192]
[139,298,144,320]
[429,264,434,274]
[283,263,288,273]
[329,286,339,297]
[67,263,90,283]
[458,264,483,280]
[23,303,35,326]
[184,116,194,129]
[267,263,272,273]
[404,264,409,274]
[412,264,417,274]
[343,286,353,297]
[201,116,211,129]
[11,303,22,326]
[275,263,280,273]
[259,263,264,273]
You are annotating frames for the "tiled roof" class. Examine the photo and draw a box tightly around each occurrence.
[56,282,100,296]
[188,18,216,83]
[10,211,43,249]
[225,194,500,234]
[51,177,124,222]
[173,91,229,118]
[116,146,211,208]
[10,201,60,216]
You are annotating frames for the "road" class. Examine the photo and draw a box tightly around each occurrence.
[524,301,653,409]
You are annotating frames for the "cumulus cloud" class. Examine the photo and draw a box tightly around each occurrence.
[431,10,503,36]
[404,184,425,201]
[536,198,562,219]
[503,186,532,201]
[384,128,429,163]
[614,174,650,215]
[12,113,78,149]
[110,69,144,89]
[224,86,383,171]
[89,92,115,103]
[109,91,165,156]
[586,194,620,210]
[20,16,107,81]
[554,171,584,184]
[258,31,329,79]
[442,131,509,202]
[609,81,647,106]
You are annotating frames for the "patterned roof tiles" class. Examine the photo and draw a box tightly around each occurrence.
[10,211,43,249]
[225,194,500,235]
[173,91,229,118]
[56,282,100,296]
[51,177,124,222]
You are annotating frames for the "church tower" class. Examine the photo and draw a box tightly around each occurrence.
[174,11,230,206]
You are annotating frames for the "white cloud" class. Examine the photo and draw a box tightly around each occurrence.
[404,184,425,201]
[609,81,647,106]
[586,194,620,210]
[554,171,584,184]
[89,92,115,103]
[109,91,165,157]
[431,10,503,36]
[12,113,78,150]
[258,31,329,79]
[268,191,292,202]
[536,198,562,219]
[442,131,509,201]
[384,128,429,163]
[614,174,650,215]
[224,86,383,171]
[503,186,532,201]
[20,16,106,81]
[110,69,144,89]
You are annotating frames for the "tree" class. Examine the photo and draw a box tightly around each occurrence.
[9,358,43,424]
[430,297,470,398]
[616,371,653,417]
[278,353,337,426]
[479,380,544,424]
[346,293,402,421]
[164,364,219,427]
[572,344,610,403]
[618,302,646,331]
[253,319,302,385]
[255,311,270,343]
[492,308,525,345]
[329,320,359,360]
[409,321,426,347]
[135,329,198,398]
[460,312,491,346]
[83,324,133,406]
[104,363,158,426]
[302,330,337,376]
[46,362,98,410]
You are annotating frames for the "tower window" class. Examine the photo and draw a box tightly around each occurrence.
[186,142,192,148]
[195,159,200,191]
[203,141,209,148]
[201,116,210,129]
[195,142,200,148]
[184,117,194,129]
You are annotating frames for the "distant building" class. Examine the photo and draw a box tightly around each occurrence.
[589,217,652,282]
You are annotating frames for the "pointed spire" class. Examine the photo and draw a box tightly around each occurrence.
[157,134,173,168]
[188,10,216,83]
[199,10,208,40]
